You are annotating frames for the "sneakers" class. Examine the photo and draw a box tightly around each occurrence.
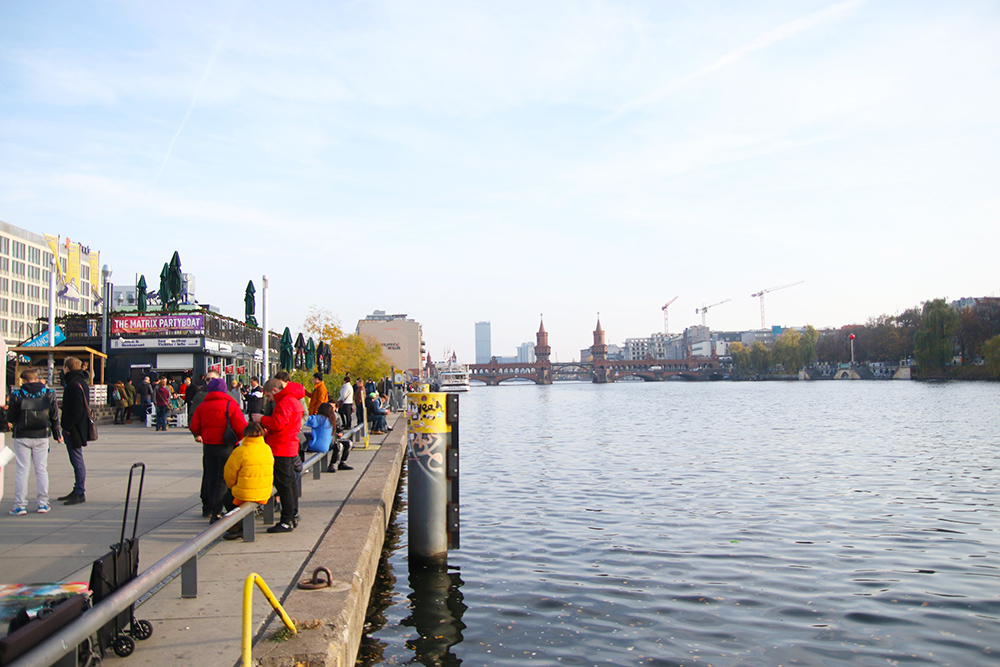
[37,505,51,514]
[266,522,294,533]
[63,494,86,505]
[9,507,27,516]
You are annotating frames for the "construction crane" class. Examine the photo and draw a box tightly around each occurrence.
[750,280,804,330]
[695,299,730,328]
[661,296,678,334]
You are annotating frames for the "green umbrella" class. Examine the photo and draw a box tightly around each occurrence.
[305,337,316,372]
[137,275,147,313]
[280,328,294,371]
[159,263,169,311]
[244,280,258,328]
[294,333,306,370]
[167,251,183,308]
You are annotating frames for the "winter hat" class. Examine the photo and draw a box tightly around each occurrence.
[207,378,227,393]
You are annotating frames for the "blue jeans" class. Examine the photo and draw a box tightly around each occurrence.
[156,405,169,430]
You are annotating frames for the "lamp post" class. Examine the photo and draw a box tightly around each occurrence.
[849,333,856,366]
[47,258,56,385]
[102,265,113,364]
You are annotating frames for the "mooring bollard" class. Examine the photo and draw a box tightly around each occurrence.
[407,391,460,564]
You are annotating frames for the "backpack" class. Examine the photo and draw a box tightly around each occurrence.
[15,390,52,432]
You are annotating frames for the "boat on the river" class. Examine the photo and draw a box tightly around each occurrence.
[435,359,471,392]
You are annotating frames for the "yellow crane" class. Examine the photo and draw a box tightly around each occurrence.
[750,280,804,330]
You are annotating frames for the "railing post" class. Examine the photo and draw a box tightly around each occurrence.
[407,391,458,565]
[181,556,198,598]
[242,511,256,543]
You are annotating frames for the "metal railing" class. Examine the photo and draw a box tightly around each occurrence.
[9,422,368,667]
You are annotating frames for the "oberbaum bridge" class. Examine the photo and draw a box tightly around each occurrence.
[468,319,725,386]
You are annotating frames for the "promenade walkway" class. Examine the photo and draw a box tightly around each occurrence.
[0,412,406,667]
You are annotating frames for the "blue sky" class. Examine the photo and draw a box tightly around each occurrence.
[2,0,998,363]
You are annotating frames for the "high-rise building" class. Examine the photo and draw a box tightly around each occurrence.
[475,321,491,364]
[516,341,535,364]
[0,221,103,346]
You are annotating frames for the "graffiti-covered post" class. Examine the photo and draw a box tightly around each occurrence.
[407,392,460,564]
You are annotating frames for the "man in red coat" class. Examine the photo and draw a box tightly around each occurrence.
[254,376,304,533]
[190,377,247,521]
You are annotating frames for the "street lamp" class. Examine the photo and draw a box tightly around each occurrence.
[849,333,856,366]
[102,265,113,359]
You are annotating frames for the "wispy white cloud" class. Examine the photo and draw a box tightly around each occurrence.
[606,0,869,122]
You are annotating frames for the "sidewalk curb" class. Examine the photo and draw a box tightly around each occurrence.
[255,422,406,667]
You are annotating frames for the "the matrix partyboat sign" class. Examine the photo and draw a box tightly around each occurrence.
[111,314,206,335]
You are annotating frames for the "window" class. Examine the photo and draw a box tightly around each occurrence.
[0,298,7,313]
[82,265,90,281]
[12,261,25,276]
[0,237,9,255]
[12,241,26,260]
[60,258,67,274]
[27,247,41,264]
[27,265,41,281]
[11,281,25,297]
[0,278,8,293]
[27,284,41,300]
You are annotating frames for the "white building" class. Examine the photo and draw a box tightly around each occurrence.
[356,310,425,378]
[0,221,103,345]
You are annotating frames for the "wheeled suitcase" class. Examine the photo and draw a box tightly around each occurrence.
[88,463,153,658]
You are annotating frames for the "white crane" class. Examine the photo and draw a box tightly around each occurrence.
[695,299,731,328]
[750,280,804,330]
[661,296,678,334]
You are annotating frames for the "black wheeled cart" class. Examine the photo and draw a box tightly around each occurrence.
[88,463,153,658]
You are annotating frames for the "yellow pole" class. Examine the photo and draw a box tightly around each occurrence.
[242,573,296,666]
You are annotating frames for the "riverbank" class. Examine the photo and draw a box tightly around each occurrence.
[0,414,406,667]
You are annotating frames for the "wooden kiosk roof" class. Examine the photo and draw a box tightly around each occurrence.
[10,346,107,385]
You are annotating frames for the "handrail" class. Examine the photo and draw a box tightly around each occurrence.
[243,573,295,666]
[9,422,371,667]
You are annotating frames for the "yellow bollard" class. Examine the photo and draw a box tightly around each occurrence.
[242,572,296,666]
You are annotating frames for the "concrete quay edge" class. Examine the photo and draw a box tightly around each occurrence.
[253,423,406,667]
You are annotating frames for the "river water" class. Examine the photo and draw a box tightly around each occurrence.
[359,381,1000,666]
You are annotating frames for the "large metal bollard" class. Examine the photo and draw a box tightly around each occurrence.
[407,392,460,564]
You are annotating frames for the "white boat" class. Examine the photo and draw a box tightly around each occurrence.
[436,361,471,392]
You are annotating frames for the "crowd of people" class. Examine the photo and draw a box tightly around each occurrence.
[4,366,397,535]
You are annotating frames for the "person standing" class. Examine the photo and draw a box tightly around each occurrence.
[7,369,62,515]
[58,357,90,505]
[137,376,153,424]
[255,376,305,533]
[190,377,247,521]
[154,377,171,431]
[337,374,354,429]
[112,381,128,424]
[122,379,136,424]
[244,377,264,416]
[305,373,328,415]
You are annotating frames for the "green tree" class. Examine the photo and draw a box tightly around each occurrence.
[749,341,770,376]
[799,325,819,368]
[914,299,959,370]
[302,307,391,381]
[772,329,802,373]
[983,334,1000,377]
[728,341,751,376]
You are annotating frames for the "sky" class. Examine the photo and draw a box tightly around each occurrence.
[1,0,998,363]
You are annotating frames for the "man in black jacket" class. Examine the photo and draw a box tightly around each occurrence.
[7,369,62,515]
[58,357,90,505]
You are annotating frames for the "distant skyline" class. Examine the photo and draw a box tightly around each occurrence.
[2,1,997,364]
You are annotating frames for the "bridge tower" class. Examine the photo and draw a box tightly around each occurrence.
[592,317,610,383]
[534,317,552,385]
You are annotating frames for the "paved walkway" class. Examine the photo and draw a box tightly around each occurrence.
[0,412,406,666]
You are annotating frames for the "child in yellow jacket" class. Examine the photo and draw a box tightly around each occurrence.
[222,421,274,540]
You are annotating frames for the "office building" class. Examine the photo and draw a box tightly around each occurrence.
[475,321,491,364]
[0,221,103,346]
[357,310,425,378]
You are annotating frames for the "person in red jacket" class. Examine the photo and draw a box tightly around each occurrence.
[253,376,304,533]
[190,377,247,522]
